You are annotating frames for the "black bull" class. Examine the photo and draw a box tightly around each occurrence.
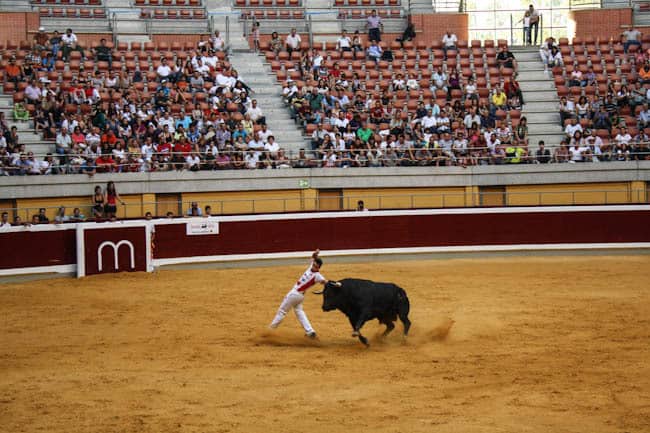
[314,278,411,346]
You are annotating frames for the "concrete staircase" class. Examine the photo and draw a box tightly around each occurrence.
[0,95,54,157]
[511,47,565,149]
[228,49,308,155]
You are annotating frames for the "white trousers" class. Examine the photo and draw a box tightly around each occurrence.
[270,290,314,334]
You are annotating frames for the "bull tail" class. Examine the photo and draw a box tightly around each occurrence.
[397,288,411,336]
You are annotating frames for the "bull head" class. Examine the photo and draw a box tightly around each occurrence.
[314,281,343,311]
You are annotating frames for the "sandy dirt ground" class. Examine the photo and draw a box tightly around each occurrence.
[1,255,649,433]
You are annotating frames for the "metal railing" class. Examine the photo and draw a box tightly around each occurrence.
[3,188,647,223]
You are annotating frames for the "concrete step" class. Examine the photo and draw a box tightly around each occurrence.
[518,81,556,92]
[522,101,559,113]
[523,112,560,124]
[517,70,551,81]
[527,123,566,134]
[511,52,541,62]
[523,91,559,102]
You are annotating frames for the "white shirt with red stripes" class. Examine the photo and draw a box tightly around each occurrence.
[292,262,326,294]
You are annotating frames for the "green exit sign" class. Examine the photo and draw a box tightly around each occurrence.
[299,179,310,188]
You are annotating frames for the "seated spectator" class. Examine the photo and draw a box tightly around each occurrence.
[638,62,650,84]
[539,37,557,65]
[270,31,283,55]
[54,206,69,223]
[497,46,518,72]
[156,58,173,82]
[638,103,650,129]
[70,208,85,221]
[337,30,352,52]
[431,67,448,93]
[285,28,302,55]
[211,30,225,51]
[92,38,112,69]
[622,27,642,53]
[397,23,416,48]
[95,150,116,173]
[564,117,582,139]
[441,30,457,60]
[5,57,21,85]
[367,40,383,62]
[490,87,508,114]
[61,28,84,62]
[568,64,586,87]
[535,140,551,163]
[547,46,563,68]
[48,30,62,58]
[504,76,524,107]
[187,201,203,216]
[13,103,30,122]
[559,96,575,126]
[37,208,49,224]
[585,129,604,162]
[575,96,590,120]
[352,30,363,52]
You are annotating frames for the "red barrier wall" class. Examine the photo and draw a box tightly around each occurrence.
[0,206,649,277]
[0,228,76,270]
[83,227,148,275]
[152,209,650,259]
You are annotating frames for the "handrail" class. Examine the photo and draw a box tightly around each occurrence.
[3,188,646,222]
[225,15,231,56]
[3,149,650,176]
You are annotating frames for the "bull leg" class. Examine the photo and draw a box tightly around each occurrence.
[382,320,395,337]
[398,297,411,336]
[352,310,372,346]
[399,312,411,336]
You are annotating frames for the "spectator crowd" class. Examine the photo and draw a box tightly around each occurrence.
[1,26,649,175]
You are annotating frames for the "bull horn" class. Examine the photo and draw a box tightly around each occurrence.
[312,290,323,295]
[333,281,342,287]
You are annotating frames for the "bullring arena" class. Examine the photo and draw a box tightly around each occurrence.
[3,0,650,431]
[1,254,650,432]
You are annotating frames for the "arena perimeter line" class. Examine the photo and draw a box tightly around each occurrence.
[156,248,650,271]
[2,247,648,285]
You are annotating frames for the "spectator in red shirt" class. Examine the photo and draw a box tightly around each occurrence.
[5,58,22,85]
[101,128,118,149]
[95,151,116,173]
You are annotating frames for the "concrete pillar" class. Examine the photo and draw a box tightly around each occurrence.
[142,193,156,217]
[301,188,318,212]
[630,181,647,204]
[464,185,479,207]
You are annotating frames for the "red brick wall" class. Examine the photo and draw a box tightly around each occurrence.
[0,12,40,45]
[569,8,632,41]
[411,13,468,44]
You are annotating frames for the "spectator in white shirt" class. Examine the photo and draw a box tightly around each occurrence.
[246,99,265,125]
[564,117,582,138]
[211,31,225,51]
[264,135,280,159]
[258,124,273,143]
[61,28,84,61]
[337,30,352,52]
[56,127,72,156]
[614,126,632,147]
[156,58,173,81]
[285,28,302,55]
[442,30,458,60]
